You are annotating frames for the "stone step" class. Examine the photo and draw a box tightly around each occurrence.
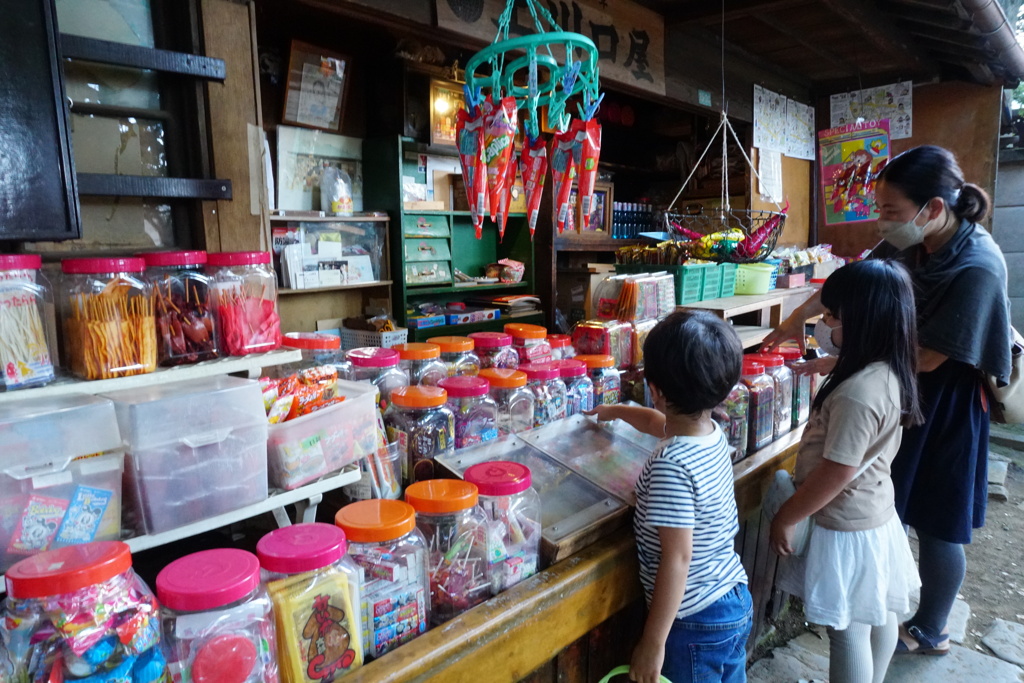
[983,619,1024,667]
[884,644,1024,682]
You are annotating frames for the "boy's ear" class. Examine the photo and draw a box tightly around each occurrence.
[647,380,662,402]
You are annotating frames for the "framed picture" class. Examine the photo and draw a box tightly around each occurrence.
[276,125,363,212]
[569,181,614,234]
[282,40,351,132]
[429,79,466,148]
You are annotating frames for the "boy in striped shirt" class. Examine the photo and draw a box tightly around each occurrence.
[588,310,751,683]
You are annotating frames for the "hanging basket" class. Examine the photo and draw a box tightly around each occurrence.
[665,207,787,264]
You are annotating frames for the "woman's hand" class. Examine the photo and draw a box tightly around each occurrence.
[629,636,666,683]
[793,356,837,377]
[769,516,796,557]
[761,313,810,353]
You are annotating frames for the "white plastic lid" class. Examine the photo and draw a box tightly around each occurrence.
[0,394,121,477]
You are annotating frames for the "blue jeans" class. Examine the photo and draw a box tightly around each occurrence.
[662,584,753,683]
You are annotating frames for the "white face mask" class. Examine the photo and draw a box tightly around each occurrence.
[813,318,842,356]
[877,205,928,251]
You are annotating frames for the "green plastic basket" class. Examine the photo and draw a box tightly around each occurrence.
[718,262,738,297]
[615,263,706,305]
[700,263,722,300]
[598,666,672,683]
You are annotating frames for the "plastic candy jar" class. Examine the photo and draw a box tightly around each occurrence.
[747,353,793,439]
[271,332,353,380]
[2,541,169,683]
[519,363,568,427]
[713,382,750,464]
[143,251,219,367]
[741,360,775,454]
[384,385,455,484]
[257,524,363,679]
[394,343,448,386]
[206,252,282,356]
[347,347,410,413]
[575,354,621,405]
[0,254,56,390]
[504,323,552,364]
[479,368,535,436]
[60,257,157,380]
[775,346,813,428]
[334,500,430,658]
[405,480,491,624]
[439,376,499,450]
[156,548,278,683]
[551,359,594,416]
[546,334,575,361]
[468,332,519,370]
[464,462,542,594]
[426,336,480,377]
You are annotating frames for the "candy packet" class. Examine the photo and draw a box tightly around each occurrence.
[573,118,602,229]
[550,129,577,234]
[456,106,488,238]
[519,135,548,239]
[483,96,518,224]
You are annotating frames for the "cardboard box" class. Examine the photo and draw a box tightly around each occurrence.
[446,308,501,325]
[775,273,805,289]
[407,315,447,329]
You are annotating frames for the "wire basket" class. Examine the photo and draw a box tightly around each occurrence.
[340,327,408,351]
[665,208,787,264]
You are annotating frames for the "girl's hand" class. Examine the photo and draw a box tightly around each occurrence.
[793,356,837,376]
[769,516,796,557]
[629,637,666,683]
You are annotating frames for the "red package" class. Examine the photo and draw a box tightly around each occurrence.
[520,135,548,239]
[456,107,488,238]
[483,96,518,223]
[550,129,577,234]
[573,118,602,228]
[494,148,519,241]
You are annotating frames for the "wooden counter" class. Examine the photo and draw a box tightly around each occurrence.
[347,432,804,682]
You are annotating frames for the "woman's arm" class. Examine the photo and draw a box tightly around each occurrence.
[630,527,692,683]
[585,404,666,438]
[761,290,825,353]
[769,459,857,556]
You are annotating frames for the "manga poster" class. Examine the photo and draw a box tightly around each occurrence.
[818,120,890,226]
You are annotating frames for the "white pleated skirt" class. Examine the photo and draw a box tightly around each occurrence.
[777,511,920,630]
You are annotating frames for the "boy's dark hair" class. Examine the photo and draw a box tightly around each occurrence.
[643,310,742,415]
[815,259,923,428]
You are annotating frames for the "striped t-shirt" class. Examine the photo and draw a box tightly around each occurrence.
[634,424,748,619]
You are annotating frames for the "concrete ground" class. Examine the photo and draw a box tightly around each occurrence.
[749,427,1024,682]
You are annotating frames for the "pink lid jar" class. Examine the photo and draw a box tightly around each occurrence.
[347,347,410,412]
[206,252,281,357]
[0,253,56,390]
[257,524,364,676]
[156,549,278,683]
[439,376,498,450]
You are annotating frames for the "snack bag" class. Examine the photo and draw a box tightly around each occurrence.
[494,148,519,241]
[573,118,602,228]
[457,107,488,238]
[520,135,548,238]
[550,129,577,234]
[483,96,518,224]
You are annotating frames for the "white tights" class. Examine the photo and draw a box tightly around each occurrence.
[825,611,898,683]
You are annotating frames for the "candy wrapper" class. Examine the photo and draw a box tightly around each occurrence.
[494,147,519,241]
[519,135,548,239]
[456,107,488,238]
[483,96,518,224]
[550,130,577,234]
[572,118,602,229]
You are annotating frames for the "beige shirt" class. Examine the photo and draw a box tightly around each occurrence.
[794,362,903,532]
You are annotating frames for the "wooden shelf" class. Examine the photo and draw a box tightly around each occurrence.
[408,281,530,296]
[401,210,527,218]
[280,280,392,295]
[270,214,389,222]
[733,324,772,350]
[555,237,646,252]
[680,292,787,318]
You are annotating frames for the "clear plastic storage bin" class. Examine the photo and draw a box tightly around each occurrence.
[426,336,480,377]
[439,375,499,450]
[347,347,410,413]
[394,343,448,386]
[505,323,552,364]
[0,394,124,573]
[206,251,282,356]
[384,385,455,484]
[157,549,278,683]
[60,257,156,380]
[334,500,430,659]
[468,332,519,370]
[713,382,750,464]
[0,254,56,390]
[741,360,775,454]
[463,462,541,593]
[267,380,378,490]
[479,368,535,436]
[552,359,594,416]
[102,376,268,535]
[258,524,364,679]
[143,250,219,367]
[519,363,568,428]
[405,480,490,624]
[271,332,353,380]
[575,354,621,405]
[2,542,168,683]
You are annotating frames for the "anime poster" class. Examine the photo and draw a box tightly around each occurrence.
[818,120,890,225]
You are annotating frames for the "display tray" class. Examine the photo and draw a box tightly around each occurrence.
[435,436,630,565]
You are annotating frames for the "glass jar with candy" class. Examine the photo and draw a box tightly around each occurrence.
[546,334,575,361]
[505,323,552,365]
[347,347,410,413]
[394,343,448,386]
[519,362,568,427]
[206,252,282,356]
[713,382,749,464]
[551,359,594,416]
[747,353,793,440]
[426,336,480,377]
[575,354,621,405]
[741,360,775,454]
[384,385,455,484]
[0,254,56,390]
[468,332,519,370]
[439,375,499,450]
[775,346,813,428]
[142,251,219,367]
[480,368,535,436]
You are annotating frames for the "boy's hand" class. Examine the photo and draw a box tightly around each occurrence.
[583,405,617,422]
[769,515,796,556]
[629,636,665,683]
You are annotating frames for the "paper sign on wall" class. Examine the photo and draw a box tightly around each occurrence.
[786,101,816,160]
[753,85,788,154]
[830,81,912,139]
[818,120,890,226]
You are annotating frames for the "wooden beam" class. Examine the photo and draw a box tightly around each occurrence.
[887,6,973,31]
[60,34,226,80]
[77,174,232,199]
[664,0,809,25]
[817,0,935,76]
[754,14,858,76]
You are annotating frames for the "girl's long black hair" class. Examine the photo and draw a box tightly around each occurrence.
[813,259,924,428]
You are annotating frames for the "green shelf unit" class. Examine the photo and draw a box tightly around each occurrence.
[406,312,546,342]
[363,135,541,330]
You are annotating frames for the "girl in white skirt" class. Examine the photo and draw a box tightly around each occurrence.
[769,260,922,683]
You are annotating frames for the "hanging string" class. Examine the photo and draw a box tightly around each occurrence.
[667,116,728,212]
[720,0,726,112]
[726,117,784,211]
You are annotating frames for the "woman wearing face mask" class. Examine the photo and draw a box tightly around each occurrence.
[765,145,1012,656]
